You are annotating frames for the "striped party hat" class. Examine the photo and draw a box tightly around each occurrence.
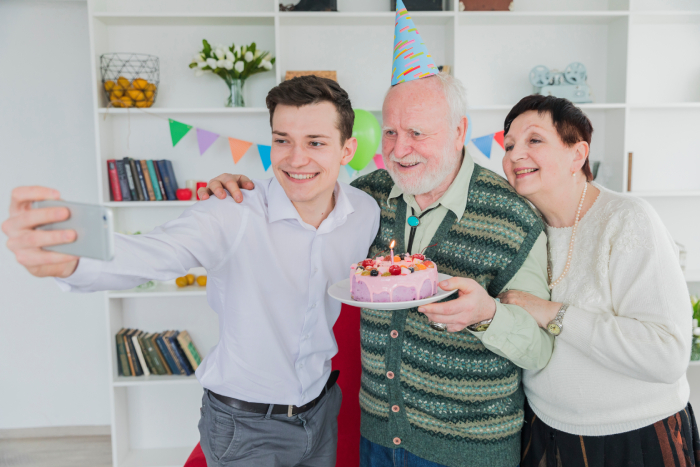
[391,0,439,85]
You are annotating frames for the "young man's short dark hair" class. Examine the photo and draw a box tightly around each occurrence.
[266,75,355,146]
[504,95,594,181]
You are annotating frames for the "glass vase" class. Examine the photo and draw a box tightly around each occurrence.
[226,79,246,107]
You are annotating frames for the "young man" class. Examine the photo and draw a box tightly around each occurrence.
[2,76,380,467]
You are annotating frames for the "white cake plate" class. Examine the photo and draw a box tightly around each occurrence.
[327,273,457,311]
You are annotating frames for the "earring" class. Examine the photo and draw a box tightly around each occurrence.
[572,172,576,177]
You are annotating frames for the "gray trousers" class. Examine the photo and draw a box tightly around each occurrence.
[198,385,342,467]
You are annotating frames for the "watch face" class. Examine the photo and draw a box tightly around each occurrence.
[547,322,561,336]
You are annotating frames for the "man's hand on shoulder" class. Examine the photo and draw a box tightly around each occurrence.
[198,174,256,203]
[2,186,79,278]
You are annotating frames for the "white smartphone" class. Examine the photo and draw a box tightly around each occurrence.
[32,200,114,261]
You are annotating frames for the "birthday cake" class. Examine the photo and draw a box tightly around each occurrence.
[350,254,439,303]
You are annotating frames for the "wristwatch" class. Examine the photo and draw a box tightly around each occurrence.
[547,303,569,336]
[467,298,499,332]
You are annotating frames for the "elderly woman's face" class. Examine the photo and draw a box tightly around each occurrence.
[502,110,579,198]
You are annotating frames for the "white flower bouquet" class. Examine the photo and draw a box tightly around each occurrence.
[189,40,275,107]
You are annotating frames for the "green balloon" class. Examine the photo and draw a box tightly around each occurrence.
[349,109,381,171]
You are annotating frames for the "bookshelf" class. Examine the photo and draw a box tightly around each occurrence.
[86,0,700,465]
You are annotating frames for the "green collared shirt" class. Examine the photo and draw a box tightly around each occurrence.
[388,151,554,369]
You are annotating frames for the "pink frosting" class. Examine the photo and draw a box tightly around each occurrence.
[349,259,438,303]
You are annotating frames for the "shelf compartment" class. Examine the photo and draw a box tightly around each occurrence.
[686,270,700,282]
[458,11,629,25]
[92,13,276,26]
[113,374,200,387]
[278,11,455,26]
[98,107,269,115]
[104,201,197,208]
[109,282,207,298]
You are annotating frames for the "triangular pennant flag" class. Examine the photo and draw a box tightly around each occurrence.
[344,164,356,177]
[196,128,219,156]
[169,119,192,147]
[472,133,495,159]
[373,153,385,170]
[229,138,253,164]
[391,0,439,85]
[257,144,272,171]
[493,130,505,150]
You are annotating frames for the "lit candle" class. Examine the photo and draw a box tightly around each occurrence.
[389,239,396,265]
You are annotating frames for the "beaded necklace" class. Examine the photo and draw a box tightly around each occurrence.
[547,182,588,290]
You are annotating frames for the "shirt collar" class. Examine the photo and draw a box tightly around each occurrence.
[267,177,355,233]
[388,149,475,219]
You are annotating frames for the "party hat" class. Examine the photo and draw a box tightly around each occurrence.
[391,0,439,85]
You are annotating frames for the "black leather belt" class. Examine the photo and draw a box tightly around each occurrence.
[210,370,339,417]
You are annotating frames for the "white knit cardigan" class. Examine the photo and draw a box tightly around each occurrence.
[523,183,692,436]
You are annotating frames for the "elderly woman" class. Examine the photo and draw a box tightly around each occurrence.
[499,95,697,466]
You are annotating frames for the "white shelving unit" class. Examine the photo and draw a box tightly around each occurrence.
[86,0,700,465]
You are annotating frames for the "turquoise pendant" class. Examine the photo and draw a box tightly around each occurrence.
[407,216,420,227]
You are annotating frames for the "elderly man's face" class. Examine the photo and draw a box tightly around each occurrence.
[381,77,462,196]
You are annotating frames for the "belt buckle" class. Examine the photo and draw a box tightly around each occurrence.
[288,405,293,417]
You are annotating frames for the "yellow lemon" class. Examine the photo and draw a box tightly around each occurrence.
[127,89,145,101]
[186,274,195,285]
[117,76,130,88]
[111,85,125,98]
[145,83,157,92]
[132,78,148,90]
[110,95,124,107]
[196,276,207,287]
[104,80,115,92]
[120,96,134,108]
[175,277,188,287]
[144,90,154,99]
[135,101,150,108]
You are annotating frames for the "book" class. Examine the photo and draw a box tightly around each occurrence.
[129,159,145,201]
[152,161,168,200]
[136,332,157,375]
[133,160,150,201]
[168,331,193,375]
[164,159,180,191]
[107,160,122,201]
[162,331,187,375]
[125,329,143,376]
[115,160,132,201]
[122,157,137,200]
[156,160,176,200]
[123,330,136,376]
[115,328,130,376]
[142,333,167,375]
[151,333,172,375]
[155,333,182,375]
[132,332,151,376]
[176,330,202,371]
[146,160,163,200]
[140,160,156,201]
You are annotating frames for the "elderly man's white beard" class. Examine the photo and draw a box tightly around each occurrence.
[387,149,462,196]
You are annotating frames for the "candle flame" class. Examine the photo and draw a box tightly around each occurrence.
[389,240,396,249]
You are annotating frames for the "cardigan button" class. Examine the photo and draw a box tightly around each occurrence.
[393,437,401,445]
[386,371,395,379]
[390,330,399,338]
[392,405,400,413]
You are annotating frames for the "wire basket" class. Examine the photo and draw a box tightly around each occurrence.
[100,53,160,108]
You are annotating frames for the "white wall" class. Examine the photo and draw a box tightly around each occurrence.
[0,1,110,429]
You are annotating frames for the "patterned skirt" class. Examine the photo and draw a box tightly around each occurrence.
[521,400,700,467]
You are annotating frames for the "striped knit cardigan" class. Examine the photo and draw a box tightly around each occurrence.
[350,165,544,467]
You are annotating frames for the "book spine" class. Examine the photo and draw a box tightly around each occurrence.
[157,160,176,201]
[134,160,150,201]
[176,331,201,370]
[126,330,143,376]
[162,332,186,375]
[152,161,168,200]
[132,334,151,376]
[116,329,130,377]
[140,160,156,201]
[165,159,180,191]
[169,332,193,375]
[146,160,163,200]
[137,333,157,375]
[156,334,181,375]
[143,334,166,375]
[107,160,122,202]
[115,160,132,201]
[123,333,136,376]
[151,333,172,375]
[129,159,145,201]
[122,157,137,200]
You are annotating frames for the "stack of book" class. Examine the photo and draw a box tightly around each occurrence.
[116,329,202,377]
[107,158,181,202]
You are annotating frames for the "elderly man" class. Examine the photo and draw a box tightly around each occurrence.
[201,69,552,467]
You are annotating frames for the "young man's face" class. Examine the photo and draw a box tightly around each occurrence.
[271,102,356,206]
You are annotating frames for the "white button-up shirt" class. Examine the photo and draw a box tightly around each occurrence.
[58,178,380,406]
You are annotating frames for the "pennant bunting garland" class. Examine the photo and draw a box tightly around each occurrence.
[493,130,505,150]
[196,128,219,156]
[344,164,356,177]
[229,138,253,164]
[257,144,272,171]
[472,134,494,159]
[169,119,193,147]
[373,153,385,170]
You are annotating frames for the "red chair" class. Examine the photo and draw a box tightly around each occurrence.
[184,304,362,467]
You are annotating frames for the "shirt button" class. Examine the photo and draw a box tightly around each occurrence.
[386,371,394,379]
[310,303,317,309]
[392,405,400,413]
[299,363,304,369]
[390,330,399,338]
[393,437,401,445]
